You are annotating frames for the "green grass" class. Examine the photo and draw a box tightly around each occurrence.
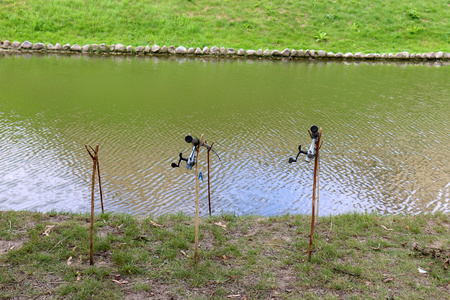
[0,0,448,53]
[0,211,449,299]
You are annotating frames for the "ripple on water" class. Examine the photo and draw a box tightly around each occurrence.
[0,56,449,215]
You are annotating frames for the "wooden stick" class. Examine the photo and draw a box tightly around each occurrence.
[87,145,104,213]
[207,142,214,216]
[194,134,204,263]
[85,144,99,265]
[316,142,322,217]
[96,157,104,214]
[308,128,322,262]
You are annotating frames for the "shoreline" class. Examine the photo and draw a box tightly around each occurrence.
[1,39,449,62]
[2,50,448,68]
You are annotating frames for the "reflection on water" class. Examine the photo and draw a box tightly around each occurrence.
[0,54,449,216]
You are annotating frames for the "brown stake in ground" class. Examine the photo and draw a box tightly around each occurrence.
[194,134,204,263]
[85,144,99,265]
[308,128,322,262]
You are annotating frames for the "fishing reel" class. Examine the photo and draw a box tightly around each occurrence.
[289,125,320,163]
[171,134,221,170]
[171,135,200,170]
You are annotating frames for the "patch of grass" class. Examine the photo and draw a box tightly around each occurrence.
[0,0,448,53]
[58,277,121,300]
[0,211,448,299]
[131,280,152,292]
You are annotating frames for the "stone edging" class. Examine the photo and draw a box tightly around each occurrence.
[1,40,449,61]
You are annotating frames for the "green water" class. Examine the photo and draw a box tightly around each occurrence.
[0,53,449,215]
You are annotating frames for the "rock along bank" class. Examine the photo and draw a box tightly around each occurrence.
[1,39,449,61]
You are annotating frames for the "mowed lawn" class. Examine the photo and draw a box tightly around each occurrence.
[0,0,449,53]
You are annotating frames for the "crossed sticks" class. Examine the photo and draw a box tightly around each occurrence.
[85,144,104,265]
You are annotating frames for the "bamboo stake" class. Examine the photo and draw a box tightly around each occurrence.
[308,128,322,262]
[194,134,204,263]
[207,142,214,216]
[85,144,99,266]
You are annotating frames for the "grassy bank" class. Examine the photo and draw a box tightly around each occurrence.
[0,211,448,299]
[0,0,448,53]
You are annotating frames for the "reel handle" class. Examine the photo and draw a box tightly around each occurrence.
[171,152,188,168]
[289,145,308,163]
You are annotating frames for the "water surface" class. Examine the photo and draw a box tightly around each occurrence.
[0,53,449,216]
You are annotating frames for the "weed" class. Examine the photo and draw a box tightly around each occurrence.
[315,30,329,42]
[408,25,423,34]
[263,3,277,17]
[350,22,360,33]
[407,9,421,19]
